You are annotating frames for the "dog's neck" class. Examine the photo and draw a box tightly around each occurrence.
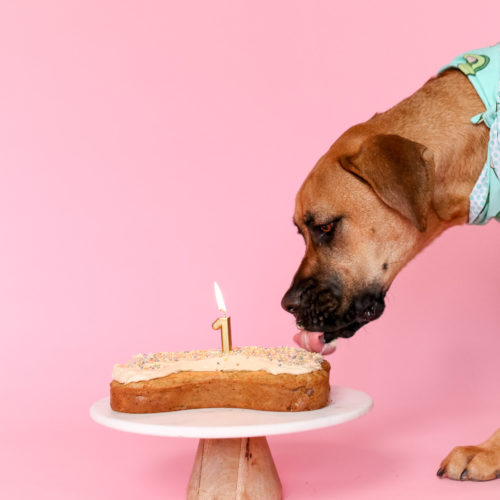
[372,70,489,227]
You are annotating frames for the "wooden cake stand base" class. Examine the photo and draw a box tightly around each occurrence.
[187,437,281,500]
[90,386,372,499]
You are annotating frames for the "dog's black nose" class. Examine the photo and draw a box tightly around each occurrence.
[281,288,301,314]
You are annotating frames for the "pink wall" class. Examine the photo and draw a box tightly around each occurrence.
[2,1,500,498]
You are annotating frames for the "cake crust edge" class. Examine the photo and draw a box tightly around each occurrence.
[110,360,330,413]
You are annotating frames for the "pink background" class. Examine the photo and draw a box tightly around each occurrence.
[2,1,500,498]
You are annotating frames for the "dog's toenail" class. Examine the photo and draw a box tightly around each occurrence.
[460,469,468,480]
[436,467,445,477]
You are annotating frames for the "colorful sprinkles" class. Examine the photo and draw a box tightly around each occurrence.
[124,346,323,371]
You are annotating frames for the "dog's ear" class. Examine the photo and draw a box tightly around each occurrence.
[339,134,434,232]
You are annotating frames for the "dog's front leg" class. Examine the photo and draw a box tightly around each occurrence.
[437,428,500,481]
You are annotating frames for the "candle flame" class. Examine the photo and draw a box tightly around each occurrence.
[213,281,227,313]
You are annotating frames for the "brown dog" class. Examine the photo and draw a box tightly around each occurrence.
[281,68,500,481]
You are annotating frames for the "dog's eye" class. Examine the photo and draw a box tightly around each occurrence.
[310,217,342,246]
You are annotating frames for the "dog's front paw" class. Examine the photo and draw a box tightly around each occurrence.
[437,445,500,481]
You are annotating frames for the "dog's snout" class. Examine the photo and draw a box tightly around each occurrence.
[281,277,342,325]
[282,275,385,339]
[281,288,301,314]
[281,277,319,314]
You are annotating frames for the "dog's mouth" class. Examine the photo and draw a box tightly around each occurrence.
[293,330,338,354]
[293,321,366,355]
[293,296,385,354]
[322,320,368,341]
[285,284,386,354]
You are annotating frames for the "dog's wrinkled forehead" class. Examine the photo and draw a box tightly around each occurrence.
[295,159,365,225]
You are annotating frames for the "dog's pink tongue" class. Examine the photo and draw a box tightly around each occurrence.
[293,331,337,355]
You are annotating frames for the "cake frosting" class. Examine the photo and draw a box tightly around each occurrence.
[112,346,325,384]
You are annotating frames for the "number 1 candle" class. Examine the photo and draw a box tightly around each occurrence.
[212,281,232,353]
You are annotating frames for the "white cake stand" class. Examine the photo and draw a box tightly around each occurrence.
[90,386,372,499]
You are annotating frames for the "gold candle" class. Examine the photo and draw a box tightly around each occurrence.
[212,281,232,353]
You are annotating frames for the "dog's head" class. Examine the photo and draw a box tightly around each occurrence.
[282,131,435,342]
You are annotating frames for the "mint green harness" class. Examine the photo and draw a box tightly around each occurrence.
[439,43,500,224]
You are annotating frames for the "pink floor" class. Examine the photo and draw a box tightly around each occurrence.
[3,397,500,499]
